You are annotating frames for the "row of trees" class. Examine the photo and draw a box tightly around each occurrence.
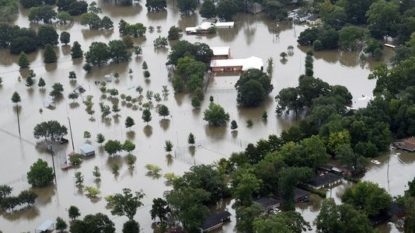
[0,185,38,212]
[84,40,131,68]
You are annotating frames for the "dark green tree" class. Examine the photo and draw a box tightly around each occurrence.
[122,220,140,233]
[142,109,152,124]
[85,42,110,66]
[157,105,170,118]
[68,205,81,220]
[253,211,311,233]
[177,0,197,14]
[123,140,136,154]
[235,69,273,107]
[28,5,57,23]
[18,51,30,69]
[38,77,46,89]
[231,120,238,130]
[27,159,55,187]
[125,116,135,130]
[167,26,181,40]
[96,133,105,145]
[200,0,216,19]
[108,40,131,63]
[104,140,123,156]
[188,133,195,145]
[150,198,170,223]
[44,44,57,63]
[55,217,68,232]
[38,25,59,47]
[25,76,35,87]
[145,0,167,11]
[60,31,70,45]
[216,0,238,21]
[33,120,68,142]
[49,83,64,97]
[71,41,83,59]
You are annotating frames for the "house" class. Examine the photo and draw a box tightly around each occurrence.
[215,22,234,29]
[306,173,342,189]
[211,47,231,60]
[254,197,281,212]
[294,188,309,203]
[35,219,54,233]
[394,137,415,152]
[201,211,231,233]
[247,2,264,14]
[79,143,96,156]
[210,56,263,72]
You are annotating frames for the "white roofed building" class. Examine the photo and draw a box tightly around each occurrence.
[211,47,231,60]
[210,56,263,72]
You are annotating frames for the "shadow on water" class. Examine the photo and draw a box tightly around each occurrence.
[146,10,168,22]
[143,125,153,137]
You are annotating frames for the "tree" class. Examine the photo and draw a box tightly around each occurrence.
[25,76,35,87]
[188,133,195,145]
[123,220,140,233]
[191,96,201,109]
[233,172,262,207]
[154,36,168,48]
[55,217,68,232]
[107,188,145,220]
[216,0,238,21]
[83,131,91,140]
[165,140,173,152]
[68,71,77,82]
[235,204,263,233]
[27,159,55,187]
[168,26,181,40]
[96,134,105,145]
[203,103,230,126]
[108,40,131,63]
[101,16,114,29]
[74,171,83,187]
[18,52,30,69]
[142,61,148,70]
[125,116,135,130]
[177,0,197,14]
[0,185,12,199]
[80,12,101,29]
[44,44,57,64]
[157,105,170,118]
[150,198,170,223]
[366,0,400,39]
[235,69,273,107]
[364,39,383,59]
[253,211,311,233]
[200,0,216,19]
[33,120,68,142]
[93,166,101,180]
[68,205,81,220]
[17,190,37,206]
[280,52,287,60]
[71,41,83,59]
[142,109,152,124]
[70,213,115,233]
[264,0,287,20]
[38,25,59,47]
[49,83,64,97]
[145,0,167,11]
[28,5,57,23]
[341,181,392,217]
[104,140,123,156]
[315,198,374,233]
[60,31,70,45]
[123,140,136,154]
[338,26,366,51]
[38,77,46,88]
[85,42,110,66]
[231,120,238,130]
[57,11,73,24]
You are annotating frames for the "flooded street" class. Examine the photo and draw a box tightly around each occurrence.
[0,0,412,232]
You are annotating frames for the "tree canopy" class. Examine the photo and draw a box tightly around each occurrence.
[235,68,273,107]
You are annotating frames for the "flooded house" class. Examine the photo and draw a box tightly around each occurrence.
[394,137,415,152]
[254,197,281,213]
[79,143,96,156]
[200,211,231,232]
[306,173,342,189]
[211,47,231,60]
[210,56,263,72]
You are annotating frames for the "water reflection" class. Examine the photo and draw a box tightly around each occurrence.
[1,207,40,221]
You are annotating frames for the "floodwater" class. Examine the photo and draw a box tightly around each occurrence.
[0,0,412,232]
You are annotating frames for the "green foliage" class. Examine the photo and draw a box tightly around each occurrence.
[69,213,115,233]
[60,31,70,45]
[246,119,253,127]
[68,205,81,220]
[188,133,195,145]
[203,103,230,126]
[235,69,273,107]
[11,91,21,104]
[253,211,311,233]
[92,166,101,180]
[123,140,136,154]
[168,26,181,40]
[33,120,68,141]
[38,25,59,47]
[0,0,18,22]
[235,204,263,233]
[145,0,166,11]
[85,42,110,66]
[200,0,216,19]
[74,171,84,187]
[49,82,64,97]
[341,181,392,217]
[43,44,57,64]
[164,140,173,152]
[366,0,400,39]
[177,0,197,14]
[216,0,238,21]
[338,26,366,51]
[27,159,54,187]
[55,217,68,232]
[85,186,100,198]
[264,0,287,20]
[315,198,374,233]
[57,11,73,24]
[108,40,131,63]
[104,140,123,156]
[364,38,383,59]
[191,96,201,109]
[297,27,339,50]
[157,104,170,118]
[71,41,83,59]
[25,76,34,87]
[122,220,140,233]
[167,40,213,65]
[18,52,30,69]
[153,36,168,48]
[150,198,170,223]
[125,116,135,129]
[107,188,145,220]
[69,154,82,166]
[123,23,147,37]
[28,5,57,23]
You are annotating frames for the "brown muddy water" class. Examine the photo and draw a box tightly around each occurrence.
[0,0,413,232]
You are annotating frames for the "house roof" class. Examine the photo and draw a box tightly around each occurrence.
[210,56,263,70]
[254,197,281,209]
[79,143,96,153]
[36,219,54,231]
[201,211,231,230]
[215,22,234,28]
[198,22,214,30]
[294,188,309,200]
[307,173,342,187]
[402,137,415,151]
[211,47,230,56]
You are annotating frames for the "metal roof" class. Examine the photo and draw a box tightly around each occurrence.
[211,47,230,56]
[36,219,54,232]
[210,56,263,71]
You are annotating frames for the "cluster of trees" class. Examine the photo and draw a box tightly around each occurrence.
[235,68,273,107]
[80,13,113,30]
[145,0,167,12]
[84,40,131,69]
[56,0,88,16]
[103,139,136,157]
[0,23,66,54]
[0,0,18,22]
[300,0,415,55]
[20,0,56,9]
[33,120,68,142]
[118,19,147,37]
[0,185,37,212]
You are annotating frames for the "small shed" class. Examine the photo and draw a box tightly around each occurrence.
[79,143,96,156]
[35,219,54,233]
[201,211,231,233]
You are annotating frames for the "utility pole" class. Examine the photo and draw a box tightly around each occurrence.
[67,117,75,151]
[49,145,57,186]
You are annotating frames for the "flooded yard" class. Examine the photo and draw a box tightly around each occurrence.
[0,0,412,232]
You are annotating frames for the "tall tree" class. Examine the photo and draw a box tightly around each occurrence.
[200,0,216,19]
[60,31,70,45]
[71,41,83,59]
[125,116,135,130]
[177,0,197,14]
[150,198,170,223]
[27,159,55,187]
[108,40,130,63]
[104,140,123,156]
[235,68,273,107]
[203,103,230,126]
[142,109,152,124]
[38,25,59,47]
[85,42,110,66]
[11,91,21,136]
[18,52,30,69]
[157,104,170,118]
[68,205,81,220]
[44,44,57,63]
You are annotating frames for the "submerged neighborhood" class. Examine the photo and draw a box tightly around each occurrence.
[1,0,415,233]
